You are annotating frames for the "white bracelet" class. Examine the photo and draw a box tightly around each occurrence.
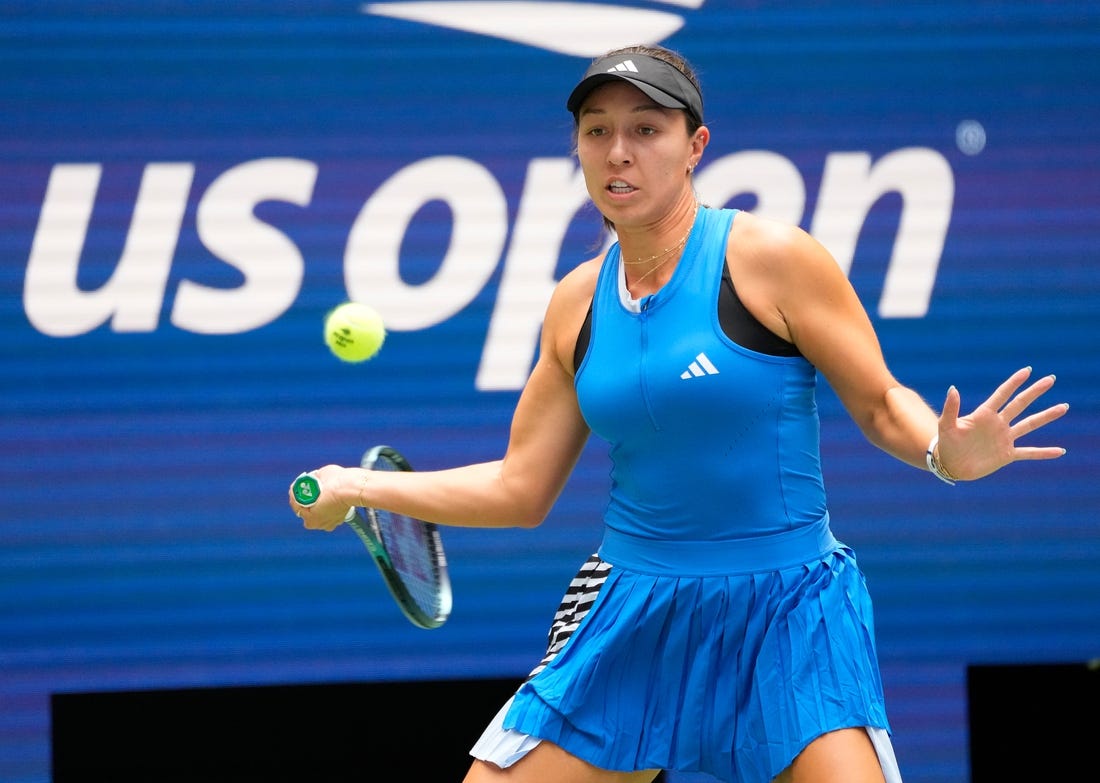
[926,435,957,485]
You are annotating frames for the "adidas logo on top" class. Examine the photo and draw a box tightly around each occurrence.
[607,60,640,74]
[681,352,719,380]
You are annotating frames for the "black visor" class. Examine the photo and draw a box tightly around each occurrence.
[566,53,703,124]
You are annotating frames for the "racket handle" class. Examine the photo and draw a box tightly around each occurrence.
[291,473,321,506]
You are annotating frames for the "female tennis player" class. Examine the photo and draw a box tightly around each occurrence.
[289,44,1068,783]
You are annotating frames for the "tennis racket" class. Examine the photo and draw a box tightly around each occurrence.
[344,444,452,629]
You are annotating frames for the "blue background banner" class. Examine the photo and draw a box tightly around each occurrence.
[2,3,1098,781]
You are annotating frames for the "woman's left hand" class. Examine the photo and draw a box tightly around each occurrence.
[935,366,1069,481]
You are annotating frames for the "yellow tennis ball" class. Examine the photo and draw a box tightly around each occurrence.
[324,301,386,363]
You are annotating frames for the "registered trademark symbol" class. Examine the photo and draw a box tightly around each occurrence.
[956,120,986,155]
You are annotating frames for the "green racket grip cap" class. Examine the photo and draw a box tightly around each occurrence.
[292,473,322,506]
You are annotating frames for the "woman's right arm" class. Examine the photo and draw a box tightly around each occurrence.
[290,261,599,532]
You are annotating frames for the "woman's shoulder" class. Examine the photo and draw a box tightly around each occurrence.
[554,252,604,304]
[542,253,604,375]
[545,252,605,329]
[727,210,834,280]
[728,209,805,249]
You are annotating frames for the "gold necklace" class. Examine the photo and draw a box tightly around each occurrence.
[623,203,698,294]
[628,249,678,292]
[621,203,698,266]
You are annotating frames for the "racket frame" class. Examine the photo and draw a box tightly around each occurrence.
[345,445,453,629]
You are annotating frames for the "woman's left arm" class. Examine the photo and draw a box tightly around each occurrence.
[762,219,1068,479]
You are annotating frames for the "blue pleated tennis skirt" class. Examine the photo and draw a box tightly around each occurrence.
[471,516,894,782]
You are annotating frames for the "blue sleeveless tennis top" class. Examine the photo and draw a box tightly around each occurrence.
[490,210,891,781]
[575,206,829,570]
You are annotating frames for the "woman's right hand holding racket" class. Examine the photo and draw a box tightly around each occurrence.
[289,465,361,531]
[290,446,452,628]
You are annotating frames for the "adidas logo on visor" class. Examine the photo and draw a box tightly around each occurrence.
[607,60,640,74]
[681,352,719,380]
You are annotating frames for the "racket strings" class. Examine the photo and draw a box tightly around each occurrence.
[376,509,446,614]
[361,446,452,628]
